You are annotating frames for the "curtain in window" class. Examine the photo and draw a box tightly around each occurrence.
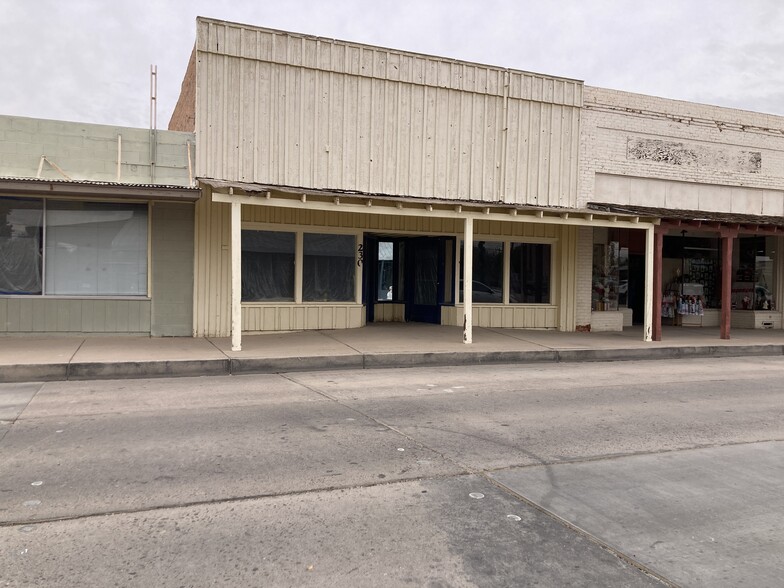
[303,234,355,302]
[241,230,295,301]
[510,243,551,303]
[0,198,42,294]
[45,201,148,296]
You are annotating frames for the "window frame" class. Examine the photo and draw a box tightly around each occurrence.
[241,222,362,305]
[0,195,151,300]
[457,235,556,305]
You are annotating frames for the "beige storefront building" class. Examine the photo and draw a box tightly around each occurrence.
[170,18,658,350]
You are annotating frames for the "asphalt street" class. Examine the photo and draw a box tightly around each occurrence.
[2,357,784,586]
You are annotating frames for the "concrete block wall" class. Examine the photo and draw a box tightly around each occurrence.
[579,86,784,214]
[0,115,195,187]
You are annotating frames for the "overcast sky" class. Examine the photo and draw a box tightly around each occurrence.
[2,0,783,129]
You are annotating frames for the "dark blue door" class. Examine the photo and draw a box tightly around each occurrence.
[406,238,442,323]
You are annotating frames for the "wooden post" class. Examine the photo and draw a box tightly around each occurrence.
[463,217,473,344]
[231,200,242,351]
[644,226,654,342]
[720,228,737,340]
[652,227,665,341]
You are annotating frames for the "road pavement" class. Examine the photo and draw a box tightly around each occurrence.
[2,357,784,586]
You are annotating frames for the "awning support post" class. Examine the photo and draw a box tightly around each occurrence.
[720,228,737,340]
[231,200,242,351]
[643,225,654,342]
[463,216,473,344]
[652,227,665,341]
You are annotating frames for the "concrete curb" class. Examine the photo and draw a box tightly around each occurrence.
[230,355,364,375]
[67,359,231,381]
[0,345,782,383]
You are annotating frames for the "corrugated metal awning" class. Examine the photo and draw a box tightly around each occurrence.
[201,178,659,225]
[588,202,784,231]
[0,177,200,202]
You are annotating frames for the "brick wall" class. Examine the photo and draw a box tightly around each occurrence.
[579,86,784,215]
[575,226,593,329]
[168,46,196,133]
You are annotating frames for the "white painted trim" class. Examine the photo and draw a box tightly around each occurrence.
[230,201,242,351]
[644,225,654,342]
[294,231,303,304]
[463,217,473,344]
[211,192,655,231]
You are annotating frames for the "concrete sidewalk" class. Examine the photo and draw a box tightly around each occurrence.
[1,323,783,382]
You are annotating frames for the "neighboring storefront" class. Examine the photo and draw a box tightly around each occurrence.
[580,85,784,339]
[0,116,198,336]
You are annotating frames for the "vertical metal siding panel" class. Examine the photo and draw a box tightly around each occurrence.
[357,77,372,192]
[241,59,256,181]
[422,86,436,198]
[470,93,484,198]
[549,105,563,207]
[539,103,552,206]
[300,68,315,187]
[0,299,6,332]
[114,301,128,332]
[409,84,424,197]
[127,300,140,332]
[528,102,541,204]
[433,87,449,198]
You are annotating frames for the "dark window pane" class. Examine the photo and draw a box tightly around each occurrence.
[303,234,355,302]
[45,200,147,296]
[241,230,295,301]
[0,197,43,294]
[460,241,503,303]
[510,243,551,303]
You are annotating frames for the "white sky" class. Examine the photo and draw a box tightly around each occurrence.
[2,0,783,128]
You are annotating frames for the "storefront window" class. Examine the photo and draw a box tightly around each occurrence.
[0,197,43,295]
[592,229,620,311]
[460,241,503,303]
[45,201,148,296]
[735,236,776,310]
[303,233,355,302]
[510,243,551,303]
[241,230,295,301]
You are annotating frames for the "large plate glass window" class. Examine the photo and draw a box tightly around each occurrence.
[45,201,147,296]
[510,243,551,303]
[303,233,355,302]
[241,230,295,301]
[0,197,43,295]
[460,241,503,303]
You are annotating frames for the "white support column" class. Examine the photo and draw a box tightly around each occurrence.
[230,201,242,351]
[643,225,654,342]
[463,217,474,344]
[294,231,304,304]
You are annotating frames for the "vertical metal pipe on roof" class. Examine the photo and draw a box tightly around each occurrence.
[150,65,158,184]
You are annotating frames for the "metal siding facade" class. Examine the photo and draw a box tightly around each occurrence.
[193,197,577,336]
[196,19,582,207]
[0,298,151,333]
